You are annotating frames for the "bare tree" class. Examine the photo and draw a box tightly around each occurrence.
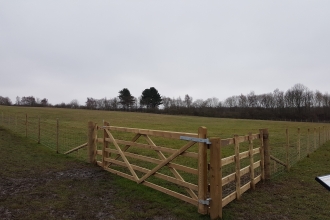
[184,94,193,108]
[70,99,80,109]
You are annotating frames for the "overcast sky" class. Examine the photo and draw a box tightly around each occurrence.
[1,1,329,105]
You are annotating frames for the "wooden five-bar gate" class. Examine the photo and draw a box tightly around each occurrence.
[87,121,270,219]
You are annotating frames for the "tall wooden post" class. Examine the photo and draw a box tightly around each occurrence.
[38,116,40,144]
[307,129,310,156]
[286,128,290,171]
[209,137,222,220]
[102,121,110,168]
[1,112,3,125]
[88,121,97,164]
[248,133,255,190]
[314,128,316,150]
[260,130,265,181]
[260,129,270,179]
[56,118,59,153]
[25,114,28,137]
[197,126,208,215]
[319,127,321,148]
[297,128,301,160]
[234,135,241,199]
[322,126,325,144]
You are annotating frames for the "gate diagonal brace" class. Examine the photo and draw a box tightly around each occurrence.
[180,136,212,145]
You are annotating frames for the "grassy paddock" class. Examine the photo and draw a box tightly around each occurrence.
[1,106,330,219]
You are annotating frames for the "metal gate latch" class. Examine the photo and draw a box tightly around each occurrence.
[198,198,211,205]
[180,136,211,145]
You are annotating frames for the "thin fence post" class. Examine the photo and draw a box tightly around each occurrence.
[88,121,97,164]
[260,129,270,180]
[298,128,301,160]
[314,128,316,150]
[307,129,310,156]
[209,137,222,220]
[56,118,59,153]
[234,135,241,200]
[249,133,255,190]
[25,113,28,137]
[1,112,3,125]
[319,127,321,148]
[323,126,325,145]
[102,121,110,168]
[38,116,41,144]
[15,115,17,132]
[286,128,290,171]
[260,130,265,181]
[197,126,208,215]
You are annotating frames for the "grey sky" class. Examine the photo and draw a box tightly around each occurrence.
[1,1,329,105]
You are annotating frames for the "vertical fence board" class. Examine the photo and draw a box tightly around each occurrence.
[198,126,208,215]
[249,133,255,190]
[209,138,222,220]
[88,121,97,164]
[286,128,290,171]
[234,135,241,200]
[298,128,301,160]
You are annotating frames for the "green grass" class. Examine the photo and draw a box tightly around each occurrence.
[1,106,330,219]
[0,128,208,219]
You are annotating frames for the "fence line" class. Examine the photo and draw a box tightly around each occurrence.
[0,112,87,160]
[0,111,329,219]
[269,126,330,174]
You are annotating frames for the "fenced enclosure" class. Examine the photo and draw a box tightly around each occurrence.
[0,111,329,219]
[87,121,269,219]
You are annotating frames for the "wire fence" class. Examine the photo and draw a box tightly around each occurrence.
[0,112,87,161]
[269,126,329,176]
[0,111,329,178]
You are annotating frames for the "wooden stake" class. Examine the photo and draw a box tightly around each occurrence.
[88,121,97,164]
[260,130,265,181]
[234,135,241,200]
[102,121,110,168]
[38,116,40,144]
[314,128,316,150]
[286,128,290,171]
[260,129,270,179]
[25,113,28,137]
[56,118,59,153]
[319,127,321,148]
[307,129,310,156]
[209,137,222,220]
[248,133,255,190]
[197,126,208,215]
[297,128,300,160]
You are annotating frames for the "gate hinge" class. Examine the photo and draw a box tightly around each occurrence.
[198,198,211,206]
[180,136,211,145]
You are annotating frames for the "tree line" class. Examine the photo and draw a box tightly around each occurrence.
[1,84,329,121]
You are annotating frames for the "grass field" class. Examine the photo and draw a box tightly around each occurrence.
[1,125,330,219]
[1,106,330,219]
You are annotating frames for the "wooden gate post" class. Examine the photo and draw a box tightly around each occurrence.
[197,126,208,215]
[209,137,222,220]
[102,121,110,168]
[88,121,97,164]
[260,128,270,180]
